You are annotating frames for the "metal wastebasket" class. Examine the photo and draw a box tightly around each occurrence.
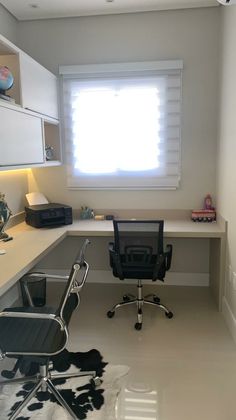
[20,273,46,307]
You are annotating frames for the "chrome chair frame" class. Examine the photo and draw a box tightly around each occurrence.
[108,277,173,329]
[0,239,100,420]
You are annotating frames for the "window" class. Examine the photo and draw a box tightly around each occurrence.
[60,60,183,189]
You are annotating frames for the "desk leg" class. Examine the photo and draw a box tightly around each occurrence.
[209,237,226,311]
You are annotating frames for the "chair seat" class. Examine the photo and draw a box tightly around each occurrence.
[0,306,66,355]
[116,266,157,279]
[113,264,165,280]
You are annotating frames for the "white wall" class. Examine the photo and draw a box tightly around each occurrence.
[217,6,236,335]
[0,170,29,215]
[18,8,220,211]
[0,3,17,42]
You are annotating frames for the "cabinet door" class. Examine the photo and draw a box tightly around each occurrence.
[0,106,44,166]
[19,52,58,120]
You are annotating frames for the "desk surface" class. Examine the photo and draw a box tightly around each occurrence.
[0,219,226,296]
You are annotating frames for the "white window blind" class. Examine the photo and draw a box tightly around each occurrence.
[60,60,183,190]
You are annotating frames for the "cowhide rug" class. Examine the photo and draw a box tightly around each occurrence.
[0,349,129,419]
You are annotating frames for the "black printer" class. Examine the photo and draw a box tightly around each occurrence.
[25,203,73,228]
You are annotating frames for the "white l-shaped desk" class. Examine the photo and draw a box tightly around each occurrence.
[0,218,226,309]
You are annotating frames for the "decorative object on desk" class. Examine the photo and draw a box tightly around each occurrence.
[105,215,114,220]
[0,348,129,420]
[191,209,216,222]
[45,144,54,161]
[192,194,216,222]
[204,193,215,210]
[94,215,105,221]
[80,206,94,220]
[0,192,13,241]
[0,65,15,102]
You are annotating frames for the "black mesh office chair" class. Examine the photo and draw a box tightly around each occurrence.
[0,239,100,420]
[107,220,173,330]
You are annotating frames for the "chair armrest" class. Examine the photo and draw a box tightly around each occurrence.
[165,244,172,270]
[152,244,172,280]
[108,242,124,279]
[108,242,115,266]
[108,242,114,250]
[75,238,91,266]
[26,273,69,281]
[71,260,89,292]
[69,239,91,292]
[152,254,165,280]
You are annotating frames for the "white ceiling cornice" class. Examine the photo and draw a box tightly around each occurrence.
[0,0,219,21]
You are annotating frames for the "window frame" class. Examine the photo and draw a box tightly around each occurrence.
[60,60,183,190]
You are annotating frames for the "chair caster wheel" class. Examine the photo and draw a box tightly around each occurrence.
[153,296,160,303]
[165,311,173,319]
[107,310,115,318]
[123,295,130,302]
[135,322,142,330]
[91,376,102,388]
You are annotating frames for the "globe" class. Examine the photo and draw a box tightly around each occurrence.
[0,66,14,93]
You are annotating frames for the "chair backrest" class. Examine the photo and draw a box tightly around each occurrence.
[112,220,165,280]
[0,240,91,358]
[114,220,164,256]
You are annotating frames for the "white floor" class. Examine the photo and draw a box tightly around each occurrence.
[2,283,236,420]
[61,283,236,420]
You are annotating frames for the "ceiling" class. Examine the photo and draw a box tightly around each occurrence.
[1,0,220,21]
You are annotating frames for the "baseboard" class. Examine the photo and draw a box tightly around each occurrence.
[43,269,209,287]
[88,270,209,286]
[0,270,209,310]
[222,296,236,344]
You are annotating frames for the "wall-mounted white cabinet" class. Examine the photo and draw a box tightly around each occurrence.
[0,105,44,166]
[0,33,61,169]
[19,53,58,120]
